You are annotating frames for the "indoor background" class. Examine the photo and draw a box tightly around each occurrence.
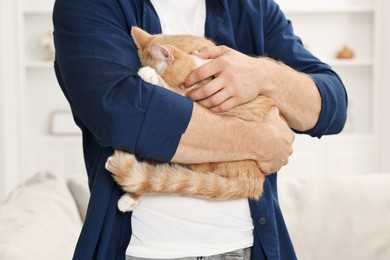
[0,0,389,259]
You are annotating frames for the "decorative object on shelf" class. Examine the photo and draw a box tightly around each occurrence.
[40,32,55,61]
[49,111,80,136]
[336,45,354,59]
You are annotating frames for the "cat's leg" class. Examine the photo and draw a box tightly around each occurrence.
[106,151,142,212]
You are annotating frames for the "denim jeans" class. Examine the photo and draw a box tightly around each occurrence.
[126,247,252,260]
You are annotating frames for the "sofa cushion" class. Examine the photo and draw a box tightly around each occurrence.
[0,172,82,260]
[278,174,390,260]
[67,175,90,222]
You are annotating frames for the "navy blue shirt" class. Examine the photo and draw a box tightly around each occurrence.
[53,0,347,259]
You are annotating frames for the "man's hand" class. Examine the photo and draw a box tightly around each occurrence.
[182,46,295,174]
[184,45,322,132]
[171,103,294,175]
[184,45,265,113]
[254,107,295,174]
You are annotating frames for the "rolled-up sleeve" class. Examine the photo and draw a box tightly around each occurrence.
[262,0,348,138]
[53,0,193,162]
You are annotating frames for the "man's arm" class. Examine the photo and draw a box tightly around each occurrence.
[184,1,347,138]
[184,47,321,132]
[258,57,322,131]
[172,103,294,174]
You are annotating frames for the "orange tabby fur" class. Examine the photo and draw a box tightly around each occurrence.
[105,27,275,211]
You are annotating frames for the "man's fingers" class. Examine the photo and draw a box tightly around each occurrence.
[184,60,220,89]
[185,46,233,88]
[191,45,230,59]
[257,106,295,175]
[258,155,290,175]
[209,97,237,113]
[186,77,224,101]
[197,89,232,109]
[267,106,280,117]
[184,46,231,87]
[258,161,285,175]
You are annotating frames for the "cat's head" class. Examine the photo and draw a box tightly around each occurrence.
[146,44,198,89]
[131,27,157,66]
[131,27,213,89]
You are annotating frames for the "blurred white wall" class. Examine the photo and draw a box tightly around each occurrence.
[379,0,390,172]
[0,0,20,200]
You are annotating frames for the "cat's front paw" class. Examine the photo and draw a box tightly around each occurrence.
[118,193,139,212]
[138,67,159,85]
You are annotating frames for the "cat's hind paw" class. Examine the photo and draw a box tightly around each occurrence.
[118,193,139,212]
[138,67,159,85]
[105,150,136,179]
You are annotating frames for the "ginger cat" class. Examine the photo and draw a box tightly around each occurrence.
[105,27,276,212]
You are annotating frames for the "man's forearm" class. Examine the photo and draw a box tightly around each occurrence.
[171,102,294,173]
[171,103,257,164]
[258,58,322,132]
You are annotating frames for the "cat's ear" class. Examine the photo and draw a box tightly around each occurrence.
[131,27,152,50]
[149,44,175,63]
[149,44,174,74]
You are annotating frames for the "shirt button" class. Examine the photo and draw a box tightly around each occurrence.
[259,217,267,225]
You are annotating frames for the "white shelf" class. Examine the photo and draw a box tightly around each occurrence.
[22,0,54,14]
[327,59,374,67]
[295,133,373,143]
[25,60,54,69]
[281,4,375,14]
[27,136,82,146]
[22,8,52,15]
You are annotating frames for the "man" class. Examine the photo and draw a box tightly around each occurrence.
[53,0,347,259]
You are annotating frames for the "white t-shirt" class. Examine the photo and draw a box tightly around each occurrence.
[151,0,206,36]
[126,1,254,258]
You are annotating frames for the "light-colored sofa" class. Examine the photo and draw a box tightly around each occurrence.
[0,172,389,260]
[0,172,89,260]
[278,174,390,260]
